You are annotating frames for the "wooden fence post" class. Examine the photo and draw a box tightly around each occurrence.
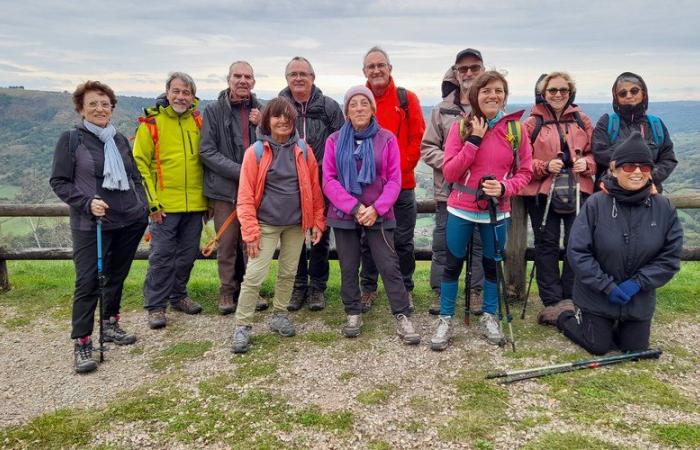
[505,196,527,301]
[0,253,9,292]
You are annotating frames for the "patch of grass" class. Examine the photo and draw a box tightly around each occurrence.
[150,340,213,370]
[295,406,354,432]
[234,361,278,383]
[356,384,398,405]
[129,346,145,355]
[649,423,700,448]
[655,261,700,321]
[302,330,340,347]
[337,371,356,382]
[523,432,622,450]
[368,441,392,450]
[0,408,95,449]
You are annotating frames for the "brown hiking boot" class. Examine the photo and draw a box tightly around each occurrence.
[218,294,236,315]
[537,299,575,326]
[148,309,167,329]
[287,288,307,312]
[470,289,484,315]
[429,292,441,315]
[361,291,377,313]
[170,296,203,315]
[308,290,326,311]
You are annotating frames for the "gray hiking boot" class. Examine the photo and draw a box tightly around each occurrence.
[395,314,420,345]
[430,316,453,351]
[470,289,484,315]
[287,288,307,311]
[308,289,326,311]
[232,325,252,354]
[429,292,441,316]
[342,314,363,338]
[479,312,505,346]
[74,340,98,374]
[269,314,296,337]
[360,291,377,313]
[148,309,167,329]
[103,317,137,345]
[170,296,203,315]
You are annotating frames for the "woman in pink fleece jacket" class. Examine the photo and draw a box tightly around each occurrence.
[430,71,532,351]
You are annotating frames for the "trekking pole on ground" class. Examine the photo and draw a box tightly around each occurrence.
[574,149,582,215]
[521,262,536,320]
[483,178,515,352]
[486,349,662,384]
[464,233,475,326]
[96,217,106,363]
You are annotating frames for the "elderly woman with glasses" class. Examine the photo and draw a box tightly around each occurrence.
[558,132,682,355]
[592,72,677,192]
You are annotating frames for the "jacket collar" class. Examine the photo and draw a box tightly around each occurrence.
[365,77,396,100]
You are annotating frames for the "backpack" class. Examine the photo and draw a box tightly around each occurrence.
[396,87,409,115]
[606,112,664,149]
[252,139,308,162]
[549,172,577,214]
[529,112,586,144]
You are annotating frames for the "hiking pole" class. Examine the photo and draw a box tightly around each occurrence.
[540,153,563,231]
[464,233,475,326]
[486,349,662,384]
[521,262,536,320]
[202,210,238,257]
[574,149,582,215]
[483,178,515,352]
[96,216,106,363]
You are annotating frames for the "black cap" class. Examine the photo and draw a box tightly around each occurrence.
[455,48,483,63]
[611,131,653,166]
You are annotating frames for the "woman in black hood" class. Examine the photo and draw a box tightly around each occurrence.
[591,72,677,192]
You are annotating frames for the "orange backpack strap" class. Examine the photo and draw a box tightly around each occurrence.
[193,110,203,129]
[138,116,164,190]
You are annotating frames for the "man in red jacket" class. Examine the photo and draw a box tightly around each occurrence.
[359,46,426,312]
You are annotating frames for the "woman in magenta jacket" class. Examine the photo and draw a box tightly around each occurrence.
[430,71,532,351]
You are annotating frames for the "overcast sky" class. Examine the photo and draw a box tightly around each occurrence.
[2,0,699,105]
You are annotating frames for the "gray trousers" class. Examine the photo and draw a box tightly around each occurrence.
[430,201,484,293]
[335,227,411,316]
[143,212,204,310]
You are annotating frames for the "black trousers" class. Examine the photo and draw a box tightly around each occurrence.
[293,226,331,293]
[71,220,147,339]
[525,195,576,306]
[557,309,651,355]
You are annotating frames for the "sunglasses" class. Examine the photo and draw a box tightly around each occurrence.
[546,87,570,95]
[621,163,652,173]
[617,87,642,98]
[455,64,483,74]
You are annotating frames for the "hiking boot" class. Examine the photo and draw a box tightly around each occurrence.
[470,289,484,315]
[407,292,415,313]
[148,309,167,329]
[74,339,98,374]
[430,316,453,351]
[360,291,377,313]
[218,294,236,315]
[342,314,363,338]
[232,325,252,354]
[308,289,326,311]
[170,296,203,315]
[287,288,307,311]
[269,314,296,337]
[255,295,269,312]
[395,314,420,345]
[428,292,441,316]
[103,316,137,345]
[479,312,505,346]
[537,299,575,326]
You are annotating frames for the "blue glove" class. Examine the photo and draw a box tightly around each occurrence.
[608,285,631,305]
[619,279,641,299]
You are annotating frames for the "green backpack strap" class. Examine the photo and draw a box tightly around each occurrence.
[506,120,522,178]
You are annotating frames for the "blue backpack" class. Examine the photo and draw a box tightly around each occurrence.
[252,139,308,162]
[607,112,665,147]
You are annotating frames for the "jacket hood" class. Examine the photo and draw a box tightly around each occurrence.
[441,66,461,99]
[217,88,258,108]
[612,71,649,114]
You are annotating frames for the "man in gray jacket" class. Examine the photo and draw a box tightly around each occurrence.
[200,61,263,314]
[420,48,486,315]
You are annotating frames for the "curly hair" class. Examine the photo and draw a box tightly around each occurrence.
[72,80,117,113]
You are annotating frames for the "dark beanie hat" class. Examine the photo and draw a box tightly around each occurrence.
[611,131,653,165]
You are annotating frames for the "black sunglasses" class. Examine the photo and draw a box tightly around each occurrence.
[617,87,642,98]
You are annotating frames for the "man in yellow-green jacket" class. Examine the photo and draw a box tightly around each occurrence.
[133,72,207,329]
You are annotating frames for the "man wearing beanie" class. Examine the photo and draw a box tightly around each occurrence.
[558,131,683,355]
[360,46,426,312]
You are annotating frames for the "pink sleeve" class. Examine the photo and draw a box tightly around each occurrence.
[503,127,534,197]
[443,121,478,183]
[322,136,360,214]
[373,136,402,216]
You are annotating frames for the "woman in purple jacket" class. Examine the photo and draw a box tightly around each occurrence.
[323,86,419,345]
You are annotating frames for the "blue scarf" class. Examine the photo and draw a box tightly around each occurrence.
[487,111,505,129]
[83,120,130,191]
[335,117,379,196]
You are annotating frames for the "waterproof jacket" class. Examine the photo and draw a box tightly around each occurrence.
[50,124,148,231]
[521,103,596,196]
[133,99,207,213]
[199,89,262,203]
[421,67,469,202]
[567,191,683,321]
[592,72,677,192]
[279,85,344,164]
[368,78,425,190]
[236,140,325,244]
[323,127,401,229]
[443,111,533,213]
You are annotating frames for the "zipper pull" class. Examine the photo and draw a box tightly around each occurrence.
[623,233,630,244]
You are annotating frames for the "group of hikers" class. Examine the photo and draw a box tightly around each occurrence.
[48,46,683,374]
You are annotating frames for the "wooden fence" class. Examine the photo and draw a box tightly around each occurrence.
[2,194,699,296]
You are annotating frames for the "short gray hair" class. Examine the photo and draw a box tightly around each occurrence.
[363,46,391,67]
[227,61,254,80]
[166,72,196,95]
[285,56,315,77]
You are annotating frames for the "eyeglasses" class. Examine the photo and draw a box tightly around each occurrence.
[86,101,112,109]
[617,87,642,98]
[546,87,570,95]
[286,71,312,79]
[454,64,483,74]
[621,163,652,173]
[364,63,389,71]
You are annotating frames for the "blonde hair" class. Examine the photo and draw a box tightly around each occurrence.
[537,71,576,96]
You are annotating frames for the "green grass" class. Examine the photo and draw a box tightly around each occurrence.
[523,432,623,450]
[649,423,700,448]
[234,361,278,383]
[356,384,398,405]
[150,340,213,370]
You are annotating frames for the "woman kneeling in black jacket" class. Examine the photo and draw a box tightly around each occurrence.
[558,131,682,355]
